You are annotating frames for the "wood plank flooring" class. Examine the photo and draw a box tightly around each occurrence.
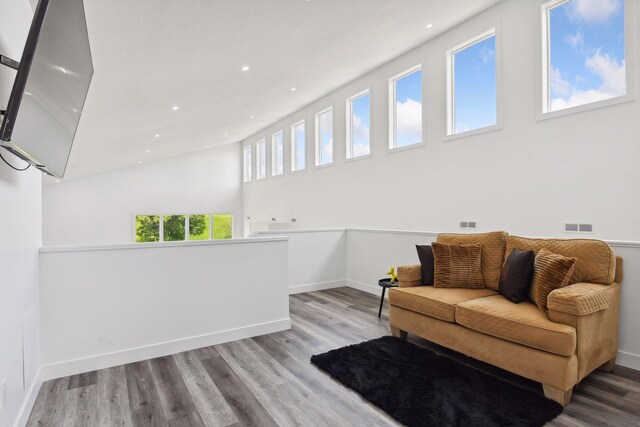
[27,287,640,426]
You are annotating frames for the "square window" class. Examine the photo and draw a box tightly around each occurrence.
[390,66,422,149]
[448,31,497,135]
[163,215,186,241]
[346,90,371,159]
[315,108,333,166]
[243,145,252,182]
[188,214,211,240]
[291,121,306,171]
[212,214,233,239]
[135,215,160,242]
[543,0,626,113]
[272,131,284,176]
[256,139,266,180]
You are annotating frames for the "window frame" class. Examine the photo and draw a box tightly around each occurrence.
[388,64,424,151]
[291,119,306,172]
[446,28,502,139]
[133,213,234,242]
[271,130,284,177]
[314,107,334,167]
[346,89,372,160]
[256,138,266,180]
[243,145,252,183]
[537,0,637,121]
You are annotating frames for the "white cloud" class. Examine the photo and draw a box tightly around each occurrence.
[551,67,572,98]
[585,51,626,96]
[323,138,333,161]
[352,143,370,157]
[565,31,584,50]
[479,47,495,65]
[352,115,370,140]
[397,98,422,139]
[551,52,625,110]
[570,0,621,23]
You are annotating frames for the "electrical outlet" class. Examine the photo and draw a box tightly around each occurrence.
[0,378,6,412]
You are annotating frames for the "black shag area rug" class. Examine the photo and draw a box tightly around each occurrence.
[311,336,563,427]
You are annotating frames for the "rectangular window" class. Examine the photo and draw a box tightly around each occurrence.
[448,30,497,135]
[315,108,333,166]
[256,139,266,180]
[291,120,306,171]
[189,214,210,240]
[390,66,422,149]
[346,90,371,159]
[542,0,626,113]
[163,215,186,241]
[272,131,284,176]
[243,145,252,182]
[213,214,233,239]
[135,215,160,242]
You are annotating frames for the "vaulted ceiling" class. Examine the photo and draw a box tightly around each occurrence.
[48,0,501,181]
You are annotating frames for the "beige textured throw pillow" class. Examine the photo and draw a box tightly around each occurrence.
[432,242,484,289]
[530,248,577,310]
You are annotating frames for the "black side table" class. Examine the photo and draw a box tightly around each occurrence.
[377,278,398,318]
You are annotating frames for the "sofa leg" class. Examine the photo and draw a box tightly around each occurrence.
[391,327,407,340]
[598,357,616,373]
[542,384,573,406]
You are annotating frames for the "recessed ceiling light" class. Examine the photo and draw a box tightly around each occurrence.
[426,24,433,29]
[250,115,255,119]
[138,161,143,164]
[55,179,60,183]
[206,145,210,148]
[145,150,150,154]
[291,87,297,92]
[224,132,229,136]
[172,106,180,111]
[154,134,160,138]
[241,66,250,71]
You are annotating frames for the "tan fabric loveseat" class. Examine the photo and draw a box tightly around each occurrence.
[389,231,622,406]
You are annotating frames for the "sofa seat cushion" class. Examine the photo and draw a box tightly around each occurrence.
[456,295,576,356]
[388,287,497,323]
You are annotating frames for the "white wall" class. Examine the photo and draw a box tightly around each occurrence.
[39,237,290,380]
[43,142,243,246]
[0,1,43,426]
[253,229,347,293]
[242,0,640,242]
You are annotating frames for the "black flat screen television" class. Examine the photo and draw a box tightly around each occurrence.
[0,0,93,178]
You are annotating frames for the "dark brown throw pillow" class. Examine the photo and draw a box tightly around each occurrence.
[499,249,535,303]
[416,245,435,286]
[530,248,577,310]
[432,242,484,289]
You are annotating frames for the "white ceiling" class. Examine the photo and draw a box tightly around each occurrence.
[48,0,501,182]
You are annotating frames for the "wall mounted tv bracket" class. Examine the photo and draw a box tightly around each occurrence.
[0,55,20,118]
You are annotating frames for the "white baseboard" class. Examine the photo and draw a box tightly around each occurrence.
[346,279,381,296]
[13,368,43,427]
[40,318,291,381]
[289,280,346,294]
[617,350,640,371]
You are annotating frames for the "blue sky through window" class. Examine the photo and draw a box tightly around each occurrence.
[272,132,283,176]
[394,69,422,147]
[293,122,305,171]
[350,92,370,157]
[453,35,496,133]
[549,0,625,111]
[317,110,333,165]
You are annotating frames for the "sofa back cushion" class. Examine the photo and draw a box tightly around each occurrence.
[506,236,616,285]
[436,231,509,290]
[432,243,484,289]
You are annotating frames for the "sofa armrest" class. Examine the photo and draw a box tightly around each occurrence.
[547,282,610,316]
[397,264,422,288]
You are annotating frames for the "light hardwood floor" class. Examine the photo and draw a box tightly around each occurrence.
[27,287,640,426]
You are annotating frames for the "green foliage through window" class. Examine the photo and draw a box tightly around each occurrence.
[163,215,186,241]
[189,215,210,240]
[136,215,160,242]
[213,214,233,239]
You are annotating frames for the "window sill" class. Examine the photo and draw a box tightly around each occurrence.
[386,141,426,154]
[290,168,306,175]
[536,94,636,122]
[444,124,502,142]
[314,162,335,170]
[345,153,373,163]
